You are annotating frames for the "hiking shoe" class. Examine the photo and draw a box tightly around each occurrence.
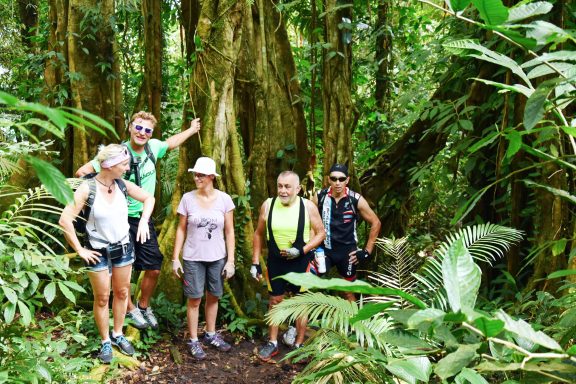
[258,341,279,361]
[203,333,231,352]
[127,307,149,329]
[111,334,135,356]
[282,326,296,347]
[141,306,159,329]
[98,341,113,364]
[188,340,207,360]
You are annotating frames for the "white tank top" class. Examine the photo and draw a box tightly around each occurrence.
[86,181,130,248]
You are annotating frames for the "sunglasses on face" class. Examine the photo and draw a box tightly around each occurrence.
[194,173,208,179]
[329,176,347,182]
[133,124,154,135]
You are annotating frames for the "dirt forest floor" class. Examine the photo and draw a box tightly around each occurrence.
[110,332,303,384]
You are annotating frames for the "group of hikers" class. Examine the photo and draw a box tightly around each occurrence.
[58,111,381,364]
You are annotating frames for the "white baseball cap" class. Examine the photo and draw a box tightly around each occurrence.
[188,157,220,176]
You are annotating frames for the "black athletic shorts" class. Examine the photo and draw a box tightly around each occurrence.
[266,254,313,296]
[128,216,164,271]
[325,244,358,281]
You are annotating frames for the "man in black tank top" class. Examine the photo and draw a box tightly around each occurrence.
[314,164,381,301]
[251,171,326,361]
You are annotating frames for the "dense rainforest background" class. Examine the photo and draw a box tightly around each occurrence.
[1,0,576,382]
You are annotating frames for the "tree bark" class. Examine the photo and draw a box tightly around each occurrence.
[321,0,359,185]
[236,0,311,212]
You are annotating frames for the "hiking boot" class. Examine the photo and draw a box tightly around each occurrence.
[258,341,279,361]
[141,306,159,329]
[203,333,231,352]
[188,340,207,360]
[111,334,135,356]
[98,341,113,364]
[282,326,296,347]
[127,307,149,329]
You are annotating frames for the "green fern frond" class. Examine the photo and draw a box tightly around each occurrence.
[267,292,358,335]
[416,223,522,308]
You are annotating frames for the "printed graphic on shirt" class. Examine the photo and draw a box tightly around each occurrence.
[195,217,218,240]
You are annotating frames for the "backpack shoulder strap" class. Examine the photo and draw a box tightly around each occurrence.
[85,178,97,215]
[347,189,361,218]
[114,178,128,198]
[144,143,156,165]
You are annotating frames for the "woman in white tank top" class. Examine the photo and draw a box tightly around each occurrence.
[59,144,155,364]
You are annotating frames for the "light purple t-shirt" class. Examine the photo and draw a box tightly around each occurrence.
[177,190,235,262]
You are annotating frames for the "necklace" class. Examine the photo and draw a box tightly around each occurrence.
[95,177,115,194]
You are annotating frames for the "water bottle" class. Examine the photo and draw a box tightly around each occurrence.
[315,247,326,274]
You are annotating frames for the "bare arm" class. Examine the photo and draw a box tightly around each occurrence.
[224,210,235,264]
[252,201,268,265]
[75,162,95,178]
[58,184,101,264]
[357,196,381,254]
[172,214,187,261]
[125,180,155,242]
[166,118,201,150]
[304,199,326,254]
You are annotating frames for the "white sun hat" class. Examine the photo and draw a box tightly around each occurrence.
[188,157,220,176]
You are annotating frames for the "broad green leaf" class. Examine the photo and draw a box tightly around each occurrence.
[0,371,8,383]
[495,310,562,351]
[435,343,480,380]
[472,78,533,98]
[36,365,51,382]
[62,280,86,293]
[486,25,538,50]
[386,356,432,383]
[2,286,18,304]
[350,302,396,324]
[44,282,57,304]
[552,238,567,256]
[524,79,557,130]
[471,0,509,25]
[25,156,73,205]
[442,239,481,313]
[444,40,531,86]
[522,144,576,171]
[525,21,572,46]
[451,187,488,225]
[468,126,501,153]
[523,180,576,205]
[547,269,576,279]
[473,317,504,337]
[455,368,489,384]
[449,0,470,13]
[527,62,576,80]
[476,360,576,373]
[279,273,426,308]
[382,329,434,351]
[505,130,522,159]
[567,345,576,355]
[58,282,76,303]
[17,300,32,326]
[507,2,553,23]
[523,51,576,68]
[0,91,19,106]
[4,302,16,323]
[407,308,446,329]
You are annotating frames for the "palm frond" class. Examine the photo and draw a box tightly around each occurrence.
[416,223,523,308]
[368,237,423,308]
[267,292,358,335]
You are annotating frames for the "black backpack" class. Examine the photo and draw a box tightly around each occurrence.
[123,142,156,186]
[73,174,128,244]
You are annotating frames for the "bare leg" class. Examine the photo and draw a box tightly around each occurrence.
[111,264,132,334]
[295,316,308,345]
[267,295,284,342]
[128,269,160,310]
[88,270,111,341]
[187,297,202,339]
[204,293,219,333]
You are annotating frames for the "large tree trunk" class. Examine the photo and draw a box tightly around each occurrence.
[157,1,254,312]
[321,0,359,185]
[236,0,311,212]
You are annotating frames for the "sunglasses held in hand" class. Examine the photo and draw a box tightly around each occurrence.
[133,124,154,135]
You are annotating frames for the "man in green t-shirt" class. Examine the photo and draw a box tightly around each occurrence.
[76,111,200,329]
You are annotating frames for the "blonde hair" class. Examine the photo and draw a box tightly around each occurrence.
[96,144,128,164]
[129,111,157,128]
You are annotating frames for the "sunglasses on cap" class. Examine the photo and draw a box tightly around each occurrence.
[133,124,153,135]
[329,176,347,182]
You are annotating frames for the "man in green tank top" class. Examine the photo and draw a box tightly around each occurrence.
[76,111,201,330]
[251,171,325,361]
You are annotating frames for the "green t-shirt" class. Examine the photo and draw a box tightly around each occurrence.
[92,139,169,217]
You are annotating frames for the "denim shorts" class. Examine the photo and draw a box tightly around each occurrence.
[183,258,226,299]
[85,242,135,273]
